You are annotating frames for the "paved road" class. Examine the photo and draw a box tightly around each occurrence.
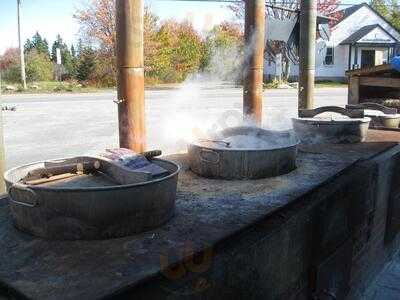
[1,84,347,169]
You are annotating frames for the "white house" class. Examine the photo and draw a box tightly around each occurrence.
[265,3,400,82]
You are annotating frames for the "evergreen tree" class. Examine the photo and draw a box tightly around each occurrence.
[76,47,96,81]
[71,45,76,58]
[76,39,84,57]
[51,34,75,78]
[24,39,33,53]
[24,32,50,56]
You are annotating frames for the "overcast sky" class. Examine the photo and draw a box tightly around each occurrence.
[0,0,366,55]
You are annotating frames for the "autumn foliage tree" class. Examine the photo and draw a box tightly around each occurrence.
[151,20,204,82]
[74,0,208,84]
[202,22,244,80]
[0,48,21,82]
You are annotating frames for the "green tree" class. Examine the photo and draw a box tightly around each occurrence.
[202,22,244,79]
[51,34,75,77]
[24,32,50,56]
[76,47,96,81]
[25,50,54,81]
[150,20,204,82]
[173,22,204,80]
[371,0,400,30]
[71,45,76,58]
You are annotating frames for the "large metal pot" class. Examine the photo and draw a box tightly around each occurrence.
[188,126,299,179]
[346,103,400,129]
[292,106,371,144]
[4,158,180,240]
[292,117,371,144]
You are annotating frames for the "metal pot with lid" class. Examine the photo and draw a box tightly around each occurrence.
[292,106,371,144]
[188,126,299,180]
[346,102,400,129]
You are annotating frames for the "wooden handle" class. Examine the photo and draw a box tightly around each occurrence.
[27,162,99,180]
[24,173,81,185]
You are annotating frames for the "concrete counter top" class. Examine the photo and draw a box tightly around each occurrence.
[0,130,399,299]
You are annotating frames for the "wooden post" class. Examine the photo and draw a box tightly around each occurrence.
[298,0,317,110]
[354,45,359,69]
[348,45,352,70]
[0,73,6,194]
[17,0,27,90]
[243,0,265,125]
[348,76,360,104]
[116,0,146,152]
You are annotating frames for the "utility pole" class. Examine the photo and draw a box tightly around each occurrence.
[298,0,317,110]
[115,0,146,152]
[0,72,6,194]
[243,0,265,126]
[17,0,27,90]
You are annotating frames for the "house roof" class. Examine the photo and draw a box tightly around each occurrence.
[334,2,400,37]
[340,24,398,45]
[340,4,364,20]
[332,3,366,26]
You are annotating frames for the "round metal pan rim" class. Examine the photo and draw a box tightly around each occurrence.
[4,158,180,192]
[292,117,371,124]
[377,114,400,119]
[189,140,300,152]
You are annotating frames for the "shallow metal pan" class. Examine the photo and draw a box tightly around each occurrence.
[4,157,180,240]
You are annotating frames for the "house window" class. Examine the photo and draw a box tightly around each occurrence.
[324,47,334,65]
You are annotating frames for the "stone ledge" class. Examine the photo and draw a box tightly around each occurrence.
[0,130,399,300]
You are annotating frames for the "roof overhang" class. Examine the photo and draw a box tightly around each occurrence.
[340,24,398,45]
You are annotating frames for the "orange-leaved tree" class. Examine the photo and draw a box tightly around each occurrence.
[74,0,160,83]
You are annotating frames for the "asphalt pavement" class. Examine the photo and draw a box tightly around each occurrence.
[1,84,347,169]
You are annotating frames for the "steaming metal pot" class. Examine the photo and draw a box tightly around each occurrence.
[188,126,299,180]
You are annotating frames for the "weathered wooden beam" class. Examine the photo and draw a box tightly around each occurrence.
[346,102,397,115]
[298,0,317,110]
[345,64,392,77]
[0,107,5,194]
[116,0,146,152]
[359,77,400,88]
[243,0,265,125]
[348,76,360,104]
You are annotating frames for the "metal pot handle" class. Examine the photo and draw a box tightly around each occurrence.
[8,184,39,208]
[199,149,220,164]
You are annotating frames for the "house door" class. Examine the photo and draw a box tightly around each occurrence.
[361,50,375,68]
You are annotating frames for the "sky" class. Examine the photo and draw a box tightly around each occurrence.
[0,0,234,55]
[0,0,367,55]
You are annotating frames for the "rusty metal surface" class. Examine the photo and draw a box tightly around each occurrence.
[0,140,398,299]
[116,0,146,152]
[243,0,265,124]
